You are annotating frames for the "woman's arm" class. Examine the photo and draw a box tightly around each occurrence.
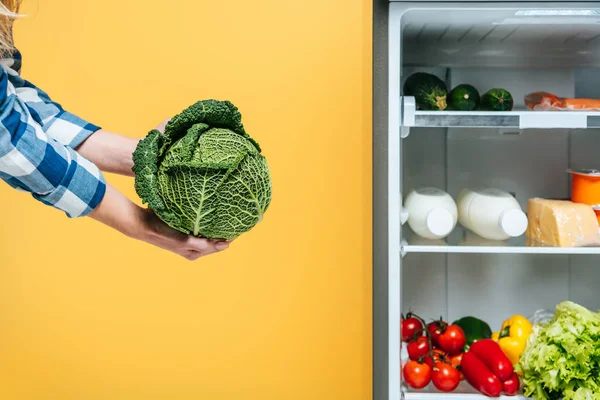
[76,129,140,177]
[88,183,229,260]
[76,119,169,177]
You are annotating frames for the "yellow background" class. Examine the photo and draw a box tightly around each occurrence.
[0,0,372,399]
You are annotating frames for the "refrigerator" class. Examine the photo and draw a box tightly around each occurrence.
[372,2,600,400]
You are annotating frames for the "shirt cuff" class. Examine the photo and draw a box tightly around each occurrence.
[33,147,106,218]
[44,110,102,149]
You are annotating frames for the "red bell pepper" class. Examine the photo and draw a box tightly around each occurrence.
[469,339,514,382]
[460,339,518,397]
[461,351,503,397]
[502,373,520,396]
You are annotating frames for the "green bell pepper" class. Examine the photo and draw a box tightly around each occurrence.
[453,316,492,351]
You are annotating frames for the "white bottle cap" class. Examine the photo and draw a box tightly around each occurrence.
[499,209,528,237]
[426,208,455,238]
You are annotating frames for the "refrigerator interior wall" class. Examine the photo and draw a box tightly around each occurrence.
[402,9,600,69]
[399,9,600,330]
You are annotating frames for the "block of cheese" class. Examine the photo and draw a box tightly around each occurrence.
[526,198,600,247]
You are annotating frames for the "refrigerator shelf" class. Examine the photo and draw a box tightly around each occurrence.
[403,382,529,400]
[402,97,600,130]
[401,231,600,255]
[404,392,528,400]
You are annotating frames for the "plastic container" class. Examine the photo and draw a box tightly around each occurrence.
[403,187,458,240]
[568,169,600,224]
[457,188,528,241]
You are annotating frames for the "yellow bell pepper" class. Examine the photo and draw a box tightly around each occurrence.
[491,315,532,365]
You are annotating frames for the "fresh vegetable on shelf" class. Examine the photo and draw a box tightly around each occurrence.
[402,312,464,393]
[403,72,448,111]
[437,324,467,355]
[423,349,446,368]
[425,318,466,355]
[516,301,600,400]
[427,318,446,348]
[448,84,480,111]
[403,360,432,389]
[401,313,424,343]
[469,339,514,382]
[407,336,431,361]
[491,315,532,366]
[481,88,514,111]
[461,339,516,397]
[461,350,503,397]
[448,352,465,381]
[453,316,492,351]
[432,360,461,392]
[502,373,521,396]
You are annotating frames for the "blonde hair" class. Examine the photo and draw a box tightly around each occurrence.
[0,0,21,57]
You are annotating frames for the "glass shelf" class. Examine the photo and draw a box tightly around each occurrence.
[410,110,600,129]
[401,97,600,129]
[402,229,600,255]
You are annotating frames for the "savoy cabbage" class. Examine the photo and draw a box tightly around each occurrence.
[132,100,271,241]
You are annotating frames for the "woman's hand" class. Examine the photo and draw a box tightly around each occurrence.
[137,208,230,260]
[89,183,229,260]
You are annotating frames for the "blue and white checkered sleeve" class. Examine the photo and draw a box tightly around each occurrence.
[7,65,101,149]
[0,66,106,218]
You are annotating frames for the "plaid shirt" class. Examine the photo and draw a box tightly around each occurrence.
[0,49,105,218]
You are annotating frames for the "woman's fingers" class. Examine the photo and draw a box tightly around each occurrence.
[186,236,229,253]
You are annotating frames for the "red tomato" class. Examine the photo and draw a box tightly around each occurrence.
[423,349,446,368]
[402,317,424,343]
[403,360,432,389]
[437,325,466,355]
[407,337,430,361]
[449,353,464,381]
[427,320,446,348]
[432,361,460,392]
[503,373,520,396]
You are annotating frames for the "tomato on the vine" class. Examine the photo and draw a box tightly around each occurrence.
[402,316,424,343]
[437,325,466,355]
[403,360,431,389]
[427,320,446,348]
[432,361,460,392]
[448,353,464,381]
[407,336,430,361]
[423,349,446,368]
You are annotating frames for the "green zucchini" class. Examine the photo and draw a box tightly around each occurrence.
[403,72,448,111]
[448,84,480,111]
[481,88,514,111]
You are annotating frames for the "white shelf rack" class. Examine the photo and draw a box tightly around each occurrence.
[401,230,600,255]
[403,242,600,255]
[404,392,529,400]
[402,96,600,130]
[402,381,529,399]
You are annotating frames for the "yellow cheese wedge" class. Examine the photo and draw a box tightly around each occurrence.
[526,198,600,247]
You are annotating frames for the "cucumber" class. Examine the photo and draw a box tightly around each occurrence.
[481,88,514,111]
[448,84,480,111]
[403,72,448,111]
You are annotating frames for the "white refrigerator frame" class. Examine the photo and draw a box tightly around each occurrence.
[373,2,600,400]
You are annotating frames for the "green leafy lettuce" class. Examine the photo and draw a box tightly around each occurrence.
[132,100,272,240]
[516,301,600,400]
